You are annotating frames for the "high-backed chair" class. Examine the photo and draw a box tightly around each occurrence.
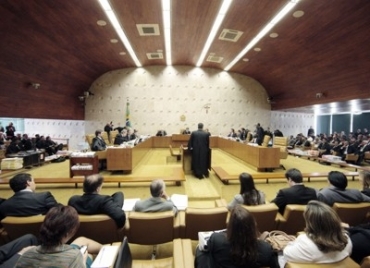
[345,153,359,163]
[101,131,111,145]
[242,203,279,232]
[73,214,123,244]
[113,236,186,268]
[276,204,306,235]
[273,136,289,170]
[110,130,118,144]
[333,202,370,226]
[126,210,179,246]
[361,256,370,268]
[169,145,181,161]
[85,134,107,160]
[246,132,252,142]
[1,215,45,241]
[285,257,360,268]
[261,135,271,147]
[179,207,228,240]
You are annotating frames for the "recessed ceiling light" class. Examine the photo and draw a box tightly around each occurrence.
[293,10,304,18]
[242,58,249,62]
[97,20,107,26]
[119,52,126,55]
[110,39,118,43]
[269,33,278,38]
[254,47,261,52]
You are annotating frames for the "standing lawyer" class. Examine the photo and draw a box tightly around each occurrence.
[187,123,210,179]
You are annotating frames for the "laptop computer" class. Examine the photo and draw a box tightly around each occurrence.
[114,236,132,268]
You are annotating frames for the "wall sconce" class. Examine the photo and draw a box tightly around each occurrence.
[30,82,41,89]
[315,92,324,99]
[78,96,86,106]
[83,90,94,98]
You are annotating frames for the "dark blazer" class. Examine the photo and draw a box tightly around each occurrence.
[0,191,58,220]
[91,137,106,151]
[68,192,126,228]
[272,184,318,214]
[195,231,279,268]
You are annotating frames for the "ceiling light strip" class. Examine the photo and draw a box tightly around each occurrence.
[224,0,300,71]
[162,0,172,65]
[98,0,142,67]
[196,0,233,67]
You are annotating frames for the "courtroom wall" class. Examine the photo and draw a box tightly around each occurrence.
[270,111,314,137]
[84,66,272,136]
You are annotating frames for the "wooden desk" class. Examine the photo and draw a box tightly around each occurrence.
[171,134,190,147]
[107,138,151,172]
[217,138,280,171]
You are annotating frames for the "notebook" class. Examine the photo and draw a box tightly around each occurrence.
[122,198,140,212]
[91,245,120,268]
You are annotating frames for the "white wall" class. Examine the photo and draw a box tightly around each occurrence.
[84,66,272,136]
[270,111,314,137]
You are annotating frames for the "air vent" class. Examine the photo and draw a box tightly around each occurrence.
[206,55,223,63]
[137,24,160,36]
[219,29,243,42]
[147,53,163,59]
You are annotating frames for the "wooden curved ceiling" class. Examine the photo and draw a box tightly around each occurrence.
[0,0,369,119]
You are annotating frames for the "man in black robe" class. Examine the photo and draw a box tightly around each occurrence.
[187,123,210,179]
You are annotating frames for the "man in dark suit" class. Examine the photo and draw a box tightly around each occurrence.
[91,130,107,151]
[68,174,126,228]
[0,173,58,220]
[271,168,317,214]
[187,123,210,179]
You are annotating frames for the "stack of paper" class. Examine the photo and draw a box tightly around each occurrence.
[122,198,140,212]
[171,194,188,210]
[91,245,120,268]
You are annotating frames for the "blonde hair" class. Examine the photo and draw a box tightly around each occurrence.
[304,200,348,252]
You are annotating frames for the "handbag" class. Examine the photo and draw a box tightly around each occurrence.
[265,230,296,251]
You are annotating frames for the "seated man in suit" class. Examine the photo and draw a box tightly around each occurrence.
[91,130,106,151]
[133,179,178,215]
[318,171,370,206]
[0,173,58,220]
[271,168,318,214]
[182,127,191,134]
[68,174,126,228]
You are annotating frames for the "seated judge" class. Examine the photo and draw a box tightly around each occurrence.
[68,174,126,228]
[113,129,129,145]
[133,179,178,215]
[182,127,191,134]
[91,130,106,151]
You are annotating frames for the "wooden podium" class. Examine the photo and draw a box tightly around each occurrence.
[182,148,212,175]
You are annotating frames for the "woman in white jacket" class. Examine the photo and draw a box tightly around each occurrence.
[283,200,352,264]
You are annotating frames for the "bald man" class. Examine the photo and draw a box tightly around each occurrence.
[68,174,126,228]
[133,179,178,215]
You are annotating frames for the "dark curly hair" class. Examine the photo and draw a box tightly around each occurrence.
[39,205,80,248]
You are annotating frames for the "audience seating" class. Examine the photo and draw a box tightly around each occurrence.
[332,202,370,226]
[361,256,370,268]
[285,257,360,268]
[73,214,124,244]
[126,210,180,245]
[113,237,186,268]
[242,203,279,232]
[276,204,306,235]
[365,152,370,163]
[273,136,289,170]
[345,153,359,163]
[179,207,228,240]
[1,215,45,242]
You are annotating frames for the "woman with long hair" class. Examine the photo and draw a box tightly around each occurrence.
[195,205,278,268]
[16,205,102,268]
[284,200,352,263]
[227,173,265,211]
[360,170,370,197]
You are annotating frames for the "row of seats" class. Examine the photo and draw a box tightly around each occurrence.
[2,201,369,246]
